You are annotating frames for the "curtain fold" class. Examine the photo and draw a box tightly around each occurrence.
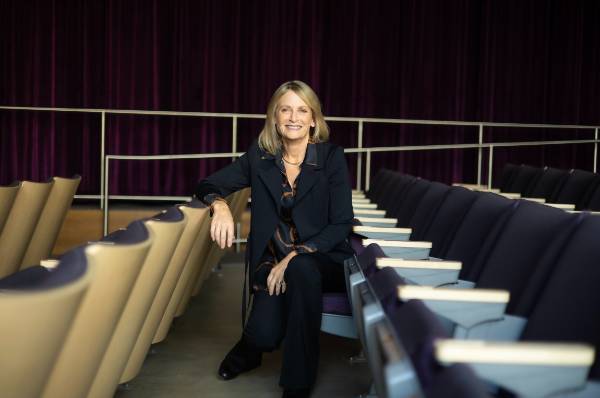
[1,0,599,194]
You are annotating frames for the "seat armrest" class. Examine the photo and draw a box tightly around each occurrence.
[545,203,576,210]
[522,197,546,203]
[435,339,595,397]
[40,259,60,269]
[353,203,378,209]
[355,217,398,228]
[353,226,411,241]
[364,239,432,260]
[352,198,371,204]
[353,209,386,217]
[377,258,461,286]
[398,285,509,328]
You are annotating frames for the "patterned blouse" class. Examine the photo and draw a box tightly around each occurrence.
[253,145,317,291]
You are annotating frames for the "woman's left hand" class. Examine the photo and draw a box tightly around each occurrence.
[267,251,297,296]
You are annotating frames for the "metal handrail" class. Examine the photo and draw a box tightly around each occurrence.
[2,105,599,233]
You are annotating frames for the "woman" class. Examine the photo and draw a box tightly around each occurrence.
[194,80,354,398]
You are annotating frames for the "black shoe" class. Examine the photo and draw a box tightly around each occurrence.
[217,339,262,380]
[282,388,310,398]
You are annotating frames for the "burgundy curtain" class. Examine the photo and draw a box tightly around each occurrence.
[1,0,599,195]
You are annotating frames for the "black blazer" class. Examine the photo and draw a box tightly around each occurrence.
[194,140,354,286]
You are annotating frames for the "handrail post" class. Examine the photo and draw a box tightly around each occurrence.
[356,120,364,191]
[232,116,238,162]
[594,128,598,173]
[487,145,494,190]
[103,156,110,236]
[100,111,106,208]
[477,124,483,185]
[365,150,372,191]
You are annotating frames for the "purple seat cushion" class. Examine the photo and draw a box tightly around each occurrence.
[322,292,352,315]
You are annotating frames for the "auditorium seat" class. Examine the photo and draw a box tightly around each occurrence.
[189,188,251,299]
[41,222,152,398]
[525,166,569,200]
[380,173,417,216]
[0,180,53,277]
[0,247,91,398]
[420,186,478,259]
[407,181,451,241]
[120,201,207,384]
[550,169,599,209]
[391,178,431,226]
[86,207,188,398]
[443,192,516,280]
[0,181,19,233]
[502,164,543,195]
[21,175,81,268]
[498,163,520,192]
[152,201,209,343]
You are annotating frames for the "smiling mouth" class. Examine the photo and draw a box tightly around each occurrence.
[285,125,303,130]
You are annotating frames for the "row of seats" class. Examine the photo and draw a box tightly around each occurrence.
[0,188,250,398]
[0,176,80,278]
[458,163,600,211]
[343,170,599,397]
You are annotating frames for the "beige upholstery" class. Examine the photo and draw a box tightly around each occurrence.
[152,205,209,343]
[173,213,212,317]
[120,205,208,383]
[191,188,250,297]
[86,210,187,398]
[0,180,53,278]
[42,234,152,398]
[0,181,20,234]
[0,257,92,398]
[21,176,81,268]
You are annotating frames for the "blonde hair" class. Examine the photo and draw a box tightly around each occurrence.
[258,80,329,155]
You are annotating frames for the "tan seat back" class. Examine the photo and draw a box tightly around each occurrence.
[41,232,152,398]
[21,176,81,268]
[120,205,208,383]
[0,182,20,234]
[0,260,91,398]
[173,213,212,317]
[87,208,187,398]
[0,180,53,277]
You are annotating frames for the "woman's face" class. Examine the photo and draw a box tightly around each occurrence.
[275,90,315,143]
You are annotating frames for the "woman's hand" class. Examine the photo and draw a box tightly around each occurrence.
[210,201,234,249]
[267,251,297,296]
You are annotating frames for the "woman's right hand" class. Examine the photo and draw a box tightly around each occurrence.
[210,201,234,249]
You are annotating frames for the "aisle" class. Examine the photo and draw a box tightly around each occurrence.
[115,252,371,398]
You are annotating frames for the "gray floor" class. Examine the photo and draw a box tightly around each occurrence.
[115,252,372,398]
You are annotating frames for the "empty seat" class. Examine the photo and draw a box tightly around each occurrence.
[0,247,91,398]
[0,180,53,277]
[407,182,451,241]
[550,169,598,208]
[42,222,152,398]
[0,181,20,234]
[422,186,478,259]
[503,165,543,195]
[444,192,516,280]
[518,215,600,380]
[21,175,81,268]
[498,163,520,192]
[392,178,431,227]
[525,166,569,200]
[378,172,416,214]
[87,207,188,398]
[120,201,208,384]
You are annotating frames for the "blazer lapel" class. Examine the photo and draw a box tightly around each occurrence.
[295,143,321,204]
[257,154,284,212]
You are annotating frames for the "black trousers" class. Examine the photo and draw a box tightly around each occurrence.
[243,252,346,389]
